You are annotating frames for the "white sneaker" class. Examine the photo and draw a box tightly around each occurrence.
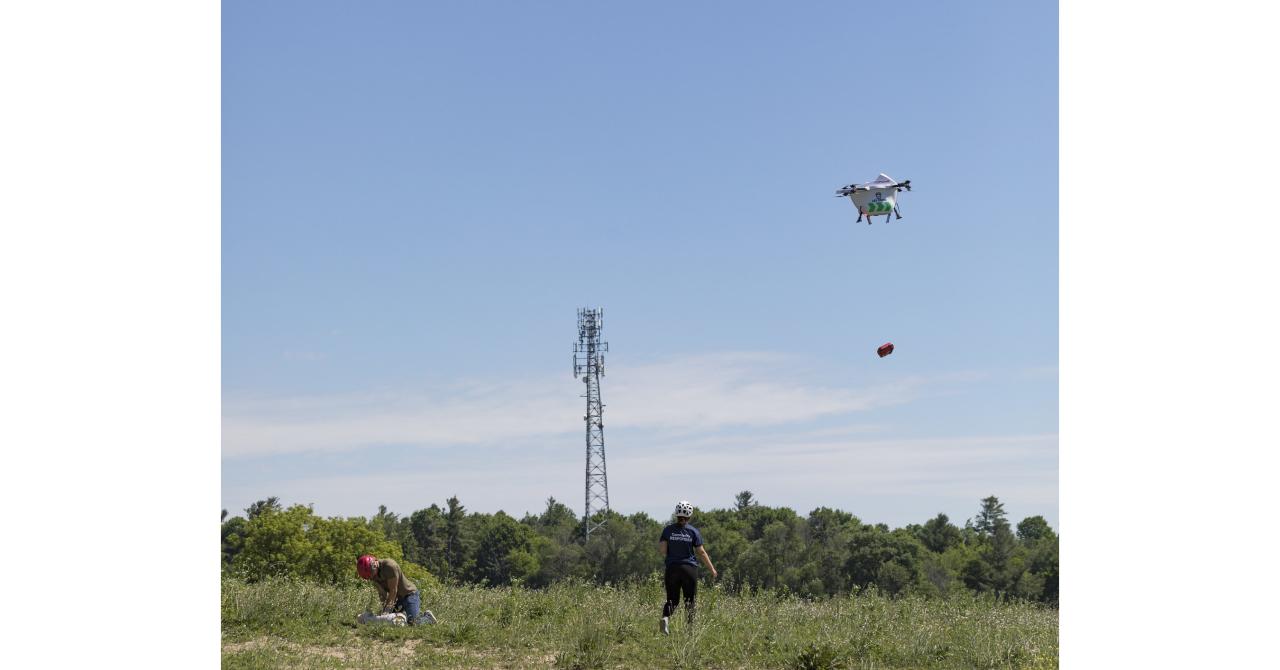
[660,617,669,635]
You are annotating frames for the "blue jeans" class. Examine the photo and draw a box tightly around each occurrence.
[395,591,421,624]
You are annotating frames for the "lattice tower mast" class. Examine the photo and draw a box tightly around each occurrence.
[573,308,609,540]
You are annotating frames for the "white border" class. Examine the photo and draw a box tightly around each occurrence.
[1063,1,1279,667]
[0,1,219,667]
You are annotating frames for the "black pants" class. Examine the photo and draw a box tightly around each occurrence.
[663,563,698,620]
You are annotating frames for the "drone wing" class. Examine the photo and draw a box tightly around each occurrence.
[834,184,864,196]
[836,173,901,196]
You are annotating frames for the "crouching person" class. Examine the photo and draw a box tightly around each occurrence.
[357,554,437,625]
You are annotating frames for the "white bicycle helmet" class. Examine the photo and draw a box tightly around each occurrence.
[674,500,694,518]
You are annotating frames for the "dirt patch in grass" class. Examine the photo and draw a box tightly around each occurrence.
[223,635,422,660]
[223,635,558,669]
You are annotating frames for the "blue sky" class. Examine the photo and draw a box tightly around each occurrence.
[223,1,1057,529]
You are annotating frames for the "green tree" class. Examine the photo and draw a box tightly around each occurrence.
[735,541,778,590]
[394,516,419,564]
[372,504,399,541]
[526,534,588,587]
[1012,568,1047,601]
[875,561,914,596]
[219,491,1058,601]
[1016,515,1055,544]
[1027,535,1059,604]
[844,525,925,596]
[221,515,248,569]
[805,508,858,596]
[961,555,994,592]
[444,496,469,581]
[971,496,1007,536]
[582,510,662,585]
[469,512,536,585]
[530,497,580,542]
[306,515,406,584]
[707,526,750,592]
[232,504,407,584]
[807,507,855,545]
[736,517,807,591]
[985,519,1018,593]
[936,542,980,594]
[916,513,963,553]
[244,496,282,520]
[959,497,1027,598]
[917,555,952,597]
[234,504,309,579]
[740,505,802,542]
[409,504,448,577]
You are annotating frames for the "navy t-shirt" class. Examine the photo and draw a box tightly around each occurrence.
[660,523,703,567]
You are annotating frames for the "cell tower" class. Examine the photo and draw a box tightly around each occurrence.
[573,308,609,539]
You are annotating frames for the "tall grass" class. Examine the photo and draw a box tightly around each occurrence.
[222,577,1057,669]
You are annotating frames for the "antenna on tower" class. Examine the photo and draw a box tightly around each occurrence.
[573,307,609,540]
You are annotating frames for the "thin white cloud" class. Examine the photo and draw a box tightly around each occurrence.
[221,427,1058,527]
[223,464,576,520]
[605,353,924,429]
[611,432,1058,493]
[607,429,1058,526]
[222,381,577,458]
[222,352,952,459]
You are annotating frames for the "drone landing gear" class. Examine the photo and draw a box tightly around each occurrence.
[894,206,902,220]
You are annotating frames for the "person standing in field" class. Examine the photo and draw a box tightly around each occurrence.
[658,500,718,635]
[357,554,437,625]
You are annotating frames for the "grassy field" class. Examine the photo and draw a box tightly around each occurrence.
[221,577,1057,669]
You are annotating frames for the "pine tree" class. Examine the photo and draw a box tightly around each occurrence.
[444,495,467,580]
[971,496,1007,536]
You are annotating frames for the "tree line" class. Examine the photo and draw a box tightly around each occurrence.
[221,493,1057,605]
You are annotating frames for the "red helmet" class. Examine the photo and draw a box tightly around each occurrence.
[356,554,376,580]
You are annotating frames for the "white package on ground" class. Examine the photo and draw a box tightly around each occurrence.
[357,611,407,626]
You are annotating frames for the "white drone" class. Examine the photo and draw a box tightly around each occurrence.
[835,173,912,224]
